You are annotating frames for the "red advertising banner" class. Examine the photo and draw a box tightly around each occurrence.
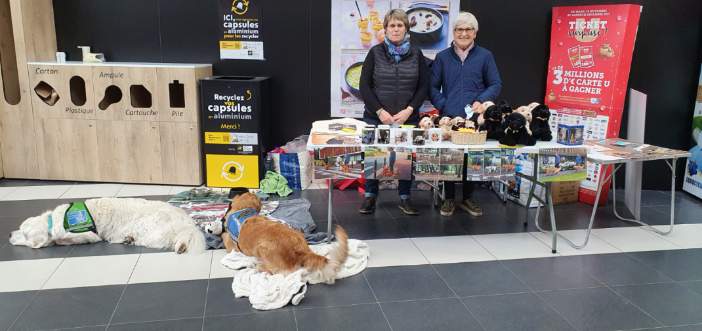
[544,4,641,205]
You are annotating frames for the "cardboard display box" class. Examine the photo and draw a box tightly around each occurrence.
[551,180,581,205]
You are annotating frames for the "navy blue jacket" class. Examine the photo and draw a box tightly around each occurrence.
[430,44,502,117]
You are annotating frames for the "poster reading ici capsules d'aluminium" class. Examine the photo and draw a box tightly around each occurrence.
[331,0,459,118]
[219,0,264,60]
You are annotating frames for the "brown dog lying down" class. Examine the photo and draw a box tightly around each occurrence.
[222,192,349,283]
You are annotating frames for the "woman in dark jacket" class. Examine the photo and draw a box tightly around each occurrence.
[358,8,429,216]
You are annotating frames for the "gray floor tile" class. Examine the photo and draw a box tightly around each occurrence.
[67,242,142,258]
[335,216,408,240]
[628,249,702,281]
[434,261,529,297]
[669,324,702,331]
[501,256,603,291]
[0,216,22,238]
[111,280,207,324]
[682,280,702,296]
[538,287,661,331]
[204,278,286,317]
[463,292,575,331]
[397,216,470,237]
[0,244,74,262]
[294,274,375,308]
[0,199,73,219]
[614,283,702,326]
[204,310,295,331]
[364,265,454,301]
[11,285,123,330]
[108,318,202,331]
[47,325,106,331]
[295,303,390,331]
[381,298,481,331]
[579,253,674,286]
[0,291,36,331]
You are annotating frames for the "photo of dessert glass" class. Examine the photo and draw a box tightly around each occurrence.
[360,31,372,47]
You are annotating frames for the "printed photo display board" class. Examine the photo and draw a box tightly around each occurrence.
[313,147,518,181]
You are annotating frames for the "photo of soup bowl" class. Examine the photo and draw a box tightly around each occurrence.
[344,61,364,99]
[407,7,443,45]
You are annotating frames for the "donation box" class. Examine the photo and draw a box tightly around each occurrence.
[199,76,270,188]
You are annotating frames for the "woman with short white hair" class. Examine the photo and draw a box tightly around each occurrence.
[430,11,502,217]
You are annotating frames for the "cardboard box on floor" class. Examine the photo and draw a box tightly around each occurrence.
[551,181,580,205]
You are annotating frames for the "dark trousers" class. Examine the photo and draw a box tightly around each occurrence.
[444,181,475,200]
[365,179,412,199]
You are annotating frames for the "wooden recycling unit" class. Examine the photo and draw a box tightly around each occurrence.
[0,0,212,185]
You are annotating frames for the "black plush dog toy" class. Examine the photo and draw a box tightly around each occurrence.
[529,103,553,141]
[480,104,506,140]
[499,112,536,146]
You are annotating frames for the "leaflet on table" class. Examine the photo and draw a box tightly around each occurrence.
[586,139,689,160]
[537,147,587,182]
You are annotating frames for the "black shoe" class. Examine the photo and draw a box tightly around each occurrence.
[398,198,419,216]
[359,197,376,214]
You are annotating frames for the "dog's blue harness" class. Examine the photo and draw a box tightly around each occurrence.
[225,208,258,242]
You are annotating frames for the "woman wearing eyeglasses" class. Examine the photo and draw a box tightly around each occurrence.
[430,11,502,217]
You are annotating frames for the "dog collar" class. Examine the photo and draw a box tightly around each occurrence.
[47,214,53,232]
[225,208,257,241]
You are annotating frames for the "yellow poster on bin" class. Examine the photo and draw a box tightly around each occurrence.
[205,154,259,188]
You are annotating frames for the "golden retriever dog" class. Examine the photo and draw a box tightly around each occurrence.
[223,192,349,283]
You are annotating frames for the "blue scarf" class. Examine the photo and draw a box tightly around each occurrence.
[384,35,411,63]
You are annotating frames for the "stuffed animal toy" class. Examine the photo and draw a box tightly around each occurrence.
[480,104,505,140]
[529,103,553,141]
[496,100,513,118]
[515,105,532,123]
[499,112,536,146]
[419,116,434,129]
[438,116,451,127]
[450,116,466,130]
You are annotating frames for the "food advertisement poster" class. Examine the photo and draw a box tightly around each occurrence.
[218,0,265,60]
[331,0,459,118]
[544,4,641,203]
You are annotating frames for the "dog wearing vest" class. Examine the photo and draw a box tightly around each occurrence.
[9,198,206,254]
[223,192,349,284]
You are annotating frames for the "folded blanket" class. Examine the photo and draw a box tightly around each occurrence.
[220,239,370,310]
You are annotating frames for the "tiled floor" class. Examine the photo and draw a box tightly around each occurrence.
[1,179,702,330]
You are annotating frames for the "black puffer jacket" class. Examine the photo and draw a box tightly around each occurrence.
[359,43,429,126]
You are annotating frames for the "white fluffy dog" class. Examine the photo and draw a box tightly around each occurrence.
[9,198,205,254]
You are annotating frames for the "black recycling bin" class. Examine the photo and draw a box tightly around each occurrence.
[199,76,270,188]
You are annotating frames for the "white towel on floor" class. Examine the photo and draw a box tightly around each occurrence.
[220,239,370,310]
